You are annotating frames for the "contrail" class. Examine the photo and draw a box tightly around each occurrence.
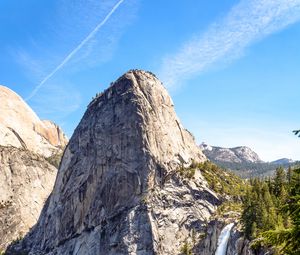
[26,0,125,101]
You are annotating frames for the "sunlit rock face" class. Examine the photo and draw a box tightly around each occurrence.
[200,143,263,164]
[0,85,68,158]
[0,85,68,250]
[6,70,226,255]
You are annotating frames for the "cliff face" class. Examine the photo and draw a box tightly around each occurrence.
[8,70,227,255]
[0,146,57,250]
[0,85,68,158]
[0,86,68,250]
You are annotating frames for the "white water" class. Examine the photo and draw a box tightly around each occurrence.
[215,223,234,255]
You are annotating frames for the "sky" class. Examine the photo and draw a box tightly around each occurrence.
[0,0,299,161]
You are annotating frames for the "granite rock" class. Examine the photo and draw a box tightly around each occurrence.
[7,70,225,255]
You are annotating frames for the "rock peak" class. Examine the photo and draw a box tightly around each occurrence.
[0,85,68,157]
[201,144,263,164]
[10,71,214,255]
[85,70,204,169]
[90,69,164,108]
[118,69,160,83]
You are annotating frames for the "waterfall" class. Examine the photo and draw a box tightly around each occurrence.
[215,223,234,255]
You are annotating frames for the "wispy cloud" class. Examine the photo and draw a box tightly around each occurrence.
[25,0,125,101]
[32,81,82,118]
[11,0,137,130]
[160,0,300,88]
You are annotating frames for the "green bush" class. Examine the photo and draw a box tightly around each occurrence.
[197,161,247,198]
[180,241,193,255]
[178,165,196,179]
[46,152,63,168]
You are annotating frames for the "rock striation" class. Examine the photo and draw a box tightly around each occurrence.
[0,146,57,250]
[8,70,225,255]
[0,85,68,158]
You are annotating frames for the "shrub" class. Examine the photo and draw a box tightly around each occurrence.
[180,241,193,255]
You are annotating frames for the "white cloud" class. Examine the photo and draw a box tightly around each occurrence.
[160,0,300,88]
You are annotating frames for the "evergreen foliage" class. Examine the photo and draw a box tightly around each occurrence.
[46,151,64,168]
[195,161,246,198]
[261,167,300,254]
[180,241,193,255]
[241,166,300,254]
[210,160,299,179]
[241,178,277,239]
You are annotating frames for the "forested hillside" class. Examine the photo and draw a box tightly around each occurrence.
[241,165,300,254]
[215,161,299,179]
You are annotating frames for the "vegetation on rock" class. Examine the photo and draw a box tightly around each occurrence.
[177,164,196,179]
[45,151,64,168]
[198,161,246,198]
[180,241,193,255]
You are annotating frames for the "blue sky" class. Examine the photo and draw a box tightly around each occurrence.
[0,0,299,161]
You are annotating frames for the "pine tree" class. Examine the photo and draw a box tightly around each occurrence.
[241,131,300,253]
[273,167,286,198]
[262,168,300,254]
[261,183,277,231]
[287,166,292,185]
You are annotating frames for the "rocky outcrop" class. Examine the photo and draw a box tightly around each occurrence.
[0,86,68,251]
[34,120,68,149]
[7,70,228,255]
[200,143,263,164]
[0,85,68,158]
[0,146,57,250]
[195,217,244,255]
[194,220,224,255]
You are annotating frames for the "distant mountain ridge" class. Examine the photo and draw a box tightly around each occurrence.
[200,143,298,178]
[270,158,295,165]
[200,143,263,164]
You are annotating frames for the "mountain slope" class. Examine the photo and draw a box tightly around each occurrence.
[0,85,68,250]
[0,85,68,157]
[200,143,263,164]
[200,143,298,178]
[271,158,295,165]
[7,70,246,255]
[0,146,57,249]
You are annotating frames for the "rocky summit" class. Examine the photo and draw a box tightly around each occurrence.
[200,143,263,164]
[7,70,233,255]
[0,86,68,250]
[0,85,68,158]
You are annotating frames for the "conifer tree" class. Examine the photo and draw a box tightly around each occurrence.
[262,168,300,254]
